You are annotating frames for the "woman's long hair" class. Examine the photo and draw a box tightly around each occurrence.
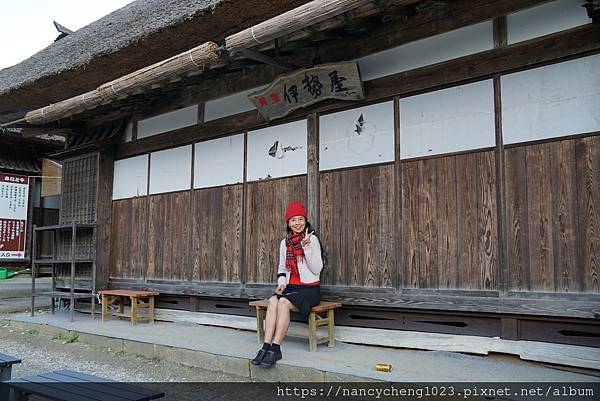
[286,220,328,266]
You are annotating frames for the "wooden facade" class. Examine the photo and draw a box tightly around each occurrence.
[45,0,600,346]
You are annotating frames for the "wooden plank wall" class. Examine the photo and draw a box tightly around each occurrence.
[246,177,307,284]
[192,185,243,282]
[110,197,148,279]
[147,191,191,281]
[506,136,600,293]
[109,179,301,284]
[319,165,395,288]
[402,151,498,290]
[107,136,600,296]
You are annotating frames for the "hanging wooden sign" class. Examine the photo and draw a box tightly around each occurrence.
[248,62,365,121]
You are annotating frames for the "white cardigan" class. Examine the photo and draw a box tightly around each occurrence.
[276,235,323,286]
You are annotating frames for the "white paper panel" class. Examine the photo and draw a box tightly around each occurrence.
[194,134,244,188]
[358,21,493,82]
[123,122,133,142]
[507,0,590,45]
[149,145,192,194]
[112,155,148,200]
[247,120,307,181]
[400,80,496,159]
[137,105,198,139]
[204,86,266,122]
[319,102,394,171]
[502,54,600,145]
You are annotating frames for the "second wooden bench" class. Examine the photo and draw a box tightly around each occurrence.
[249,299,342,352]
[99,290,159,326]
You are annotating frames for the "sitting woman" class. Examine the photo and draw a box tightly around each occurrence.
[251,201,324,368]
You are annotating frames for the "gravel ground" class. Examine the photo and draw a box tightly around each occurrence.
[0,320,251,383]
[0,320,277,401]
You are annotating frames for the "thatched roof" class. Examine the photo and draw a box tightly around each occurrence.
[0,0,310,123]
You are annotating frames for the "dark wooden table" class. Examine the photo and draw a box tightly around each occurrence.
[8,369,164,401]
[0,352,22,400]
[0,353,21,381]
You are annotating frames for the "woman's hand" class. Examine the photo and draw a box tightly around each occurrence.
[276,276,286,294]
[301,228,314,247]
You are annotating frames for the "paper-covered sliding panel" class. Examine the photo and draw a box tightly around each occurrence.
[247,120,307,181]
[502,54,600,145]
[400,80,495,159]
[138,105,198,139]
[149,145,192,194]
[194,134,244,188]
[112,155,148,200]
[319,101,394,171]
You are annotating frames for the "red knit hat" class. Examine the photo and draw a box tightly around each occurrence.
[285,201,307,222]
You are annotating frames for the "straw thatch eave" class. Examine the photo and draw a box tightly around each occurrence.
[0,0,312,124]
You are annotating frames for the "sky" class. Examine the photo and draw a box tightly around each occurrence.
[0,0,135,71]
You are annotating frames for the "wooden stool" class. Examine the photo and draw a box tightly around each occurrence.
[99,290,159,326]
[249,299,342,352]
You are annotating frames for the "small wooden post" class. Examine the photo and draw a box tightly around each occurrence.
[308,312,317,352]
[101,294,107,324]
[149,296,155,324]
[130,296,138,326]
[327,309,335,347]
[256,308,265,345]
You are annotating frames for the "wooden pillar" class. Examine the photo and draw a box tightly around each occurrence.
[307,113,320,227]
[25,176,36,265]
[95,148,115,291]
[493,16,509,296]
[394,97,402,291]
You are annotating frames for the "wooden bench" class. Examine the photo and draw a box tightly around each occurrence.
[0,353,21,401]
[99,290,159,326]
[249,299,342,352]
[8,369,164,401]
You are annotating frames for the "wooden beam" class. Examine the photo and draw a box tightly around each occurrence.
[25,42,220,125]
[225,0,407,53]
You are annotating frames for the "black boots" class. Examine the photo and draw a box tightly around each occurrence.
[259,349,282,368]
[251,343,271,365]
[250,343,282,368]
[251,348,268,365]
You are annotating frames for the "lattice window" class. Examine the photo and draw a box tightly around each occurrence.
[59,153,97,224]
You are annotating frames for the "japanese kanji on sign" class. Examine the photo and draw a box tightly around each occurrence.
[0,173,29,260]
[248,62,365,121]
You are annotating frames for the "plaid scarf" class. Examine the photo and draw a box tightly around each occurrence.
[285,231,306,274]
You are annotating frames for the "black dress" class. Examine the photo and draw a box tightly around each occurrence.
[274,284,320,320]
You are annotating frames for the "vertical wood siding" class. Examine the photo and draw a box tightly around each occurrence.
[320,165,395,287]
[402,151,498,290]
[109,197,148,279]
[505,136,600,293]
[246,177,307,284]
[191,185,243,282]
[147,191,191,281]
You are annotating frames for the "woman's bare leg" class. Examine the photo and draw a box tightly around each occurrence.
[263,295,279,343]
[272,297,294,344]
